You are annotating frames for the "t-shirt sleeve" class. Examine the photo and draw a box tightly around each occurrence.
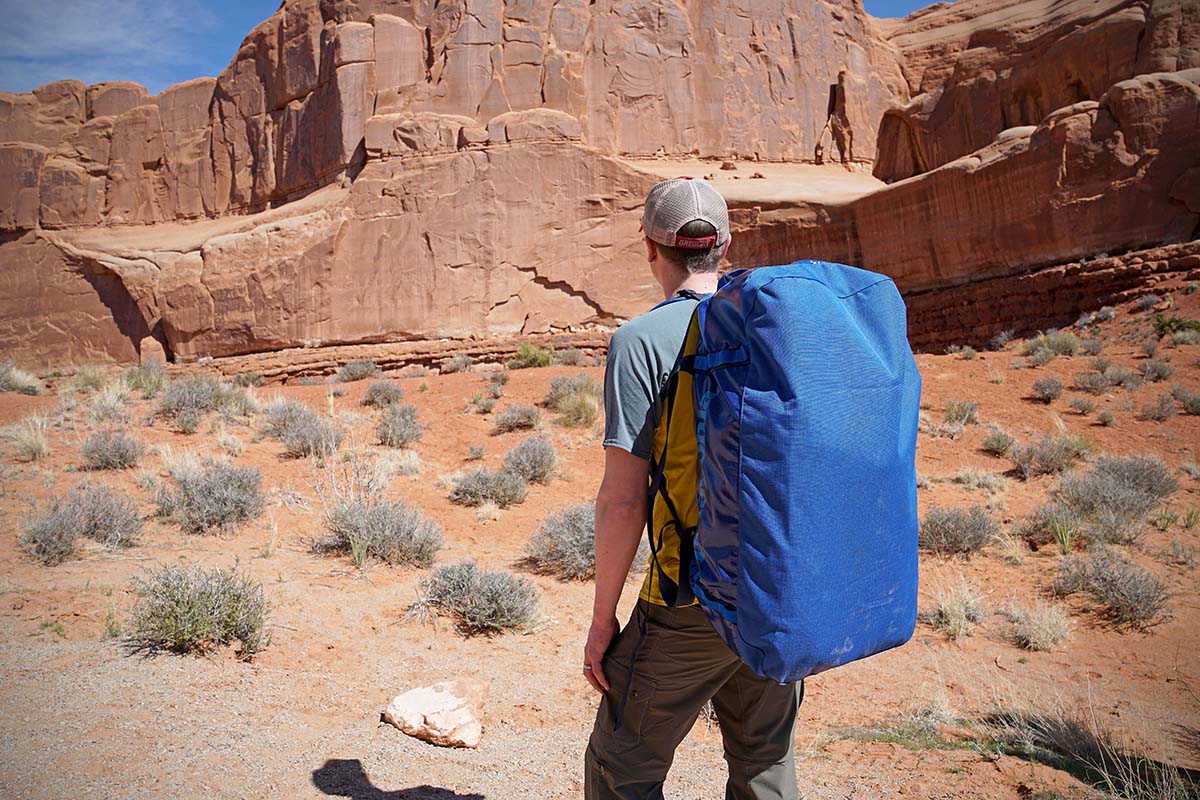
[603,326,658,460]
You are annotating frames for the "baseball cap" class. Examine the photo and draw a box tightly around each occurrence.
[641,177,730,250]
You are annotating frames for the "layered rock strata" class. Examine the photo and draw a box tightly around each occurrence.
[0,0,1198,369]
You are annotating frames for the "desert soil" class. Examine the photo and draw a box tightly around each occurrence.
[1,288,1198,800]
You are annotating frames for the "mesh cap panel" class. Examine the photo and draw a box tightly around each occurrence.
[642,177,730,249]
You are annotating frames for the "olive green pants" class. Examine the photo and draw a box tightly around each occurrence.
[584,600,804,800]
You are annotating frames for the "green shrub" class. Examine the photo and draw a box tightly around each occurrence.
[1017,502,1081,553]
[1152,313,1200,337]
[127,564,269,658]
[981,425,1015,456]
[155,459,264,534]
[22,483,142,563]
[524,503,596,580]
[918,506,996,556]
[1054,455,1177,545]
[507,342,554,369]
[377,402,423,448]
[449,468,528,508]
[943,399,978,425]
[1097,410,1115,426]
[335,360,379,382]
[494,404,541,433]
[317,499,443,568]
[420,560,539,634]
[361,380,404,407]
[81,428,145,470]
[1031,377,1063,403]
[0,362,42,395]
[1053,548,1171,630]
[503,435,558,484]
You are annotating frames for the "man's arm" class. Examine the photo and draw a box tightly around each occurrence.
[583,446,650,693]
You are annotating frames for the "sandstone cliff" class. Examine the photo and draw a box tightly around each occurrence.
[0,0,1197,368]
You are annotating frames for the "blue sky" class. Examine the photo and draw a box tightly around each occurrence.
[0,0,279,94]
[0,0,941,96]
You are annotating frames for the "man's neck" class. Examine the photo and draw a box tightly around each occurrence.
[661,271,719,300]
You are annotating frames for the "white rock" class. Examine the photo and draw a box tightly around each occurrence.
[382,680,487,749]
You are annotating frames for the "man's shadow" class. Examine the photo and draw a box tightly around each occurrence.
[312,759,485,800]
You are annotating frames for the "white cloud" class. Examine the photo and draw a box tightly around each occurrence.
[0,0,221,94]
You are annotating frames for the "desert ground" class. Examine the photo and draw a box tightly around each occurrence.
[1,283,1198,800]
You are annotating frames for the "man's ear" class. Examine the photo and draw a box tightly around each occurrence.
[644,236,658,263]
[720,235,732,260]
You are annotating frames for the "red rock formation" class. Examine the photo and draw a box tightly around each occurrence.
[0,0,1197,368]
[872,0,1200,181]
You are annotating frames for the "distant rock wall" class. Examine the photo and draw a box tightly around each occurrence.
[1,0,1198,368]
[872,0,1199,181]
[731,69,1200,290]
[0,0,903,230]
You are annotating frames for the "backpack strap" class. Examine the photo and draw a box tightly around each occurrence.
[644,305,700,609]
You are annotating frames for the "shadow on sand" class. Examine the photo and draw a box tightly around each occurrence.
[312,759,485,800]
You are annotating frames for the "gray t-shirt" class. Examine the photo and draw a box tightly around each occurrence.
[603,295,702,460]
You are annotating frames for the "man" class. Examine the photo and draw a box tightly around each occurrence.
[583,177,804,800]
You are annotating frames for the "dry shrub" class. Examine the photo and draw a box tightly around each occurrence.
[503,434,557,484]
[0,362,42,395]
[442,354,474,373]
[263,398,343,457]
[524,503,596,580]
[919,506,996,556]
[494,404,541,433]
[1009,433,1091,480]
[12,414,50,462]
[1055,455,1177,545]
[1031,377,1063,403]
[158,376,256,433]
[127,564,269,659]
[361,380,404,407]
[1053,548,1171,630]
[81,428,145,470]
[1138,395,1177,422]
[335,360,379,382]
[313,455,442,569]
[377,402,423,448]
[22,483,141,564]
[154,459,264,535]
[920,578,986,640]
[1002,600,1071,651]
[449,467,528,508]
[981,425,1015,456]
[942,398,978,425]
[122,362,168,399]
[417,560,539,634]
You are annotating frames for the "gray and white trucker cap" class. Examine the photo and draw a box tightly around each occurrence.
[641,177,730,249]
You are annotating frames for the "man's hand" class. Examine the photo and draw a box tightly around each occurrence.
[583,615,619,693]
[586,446,649,693]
